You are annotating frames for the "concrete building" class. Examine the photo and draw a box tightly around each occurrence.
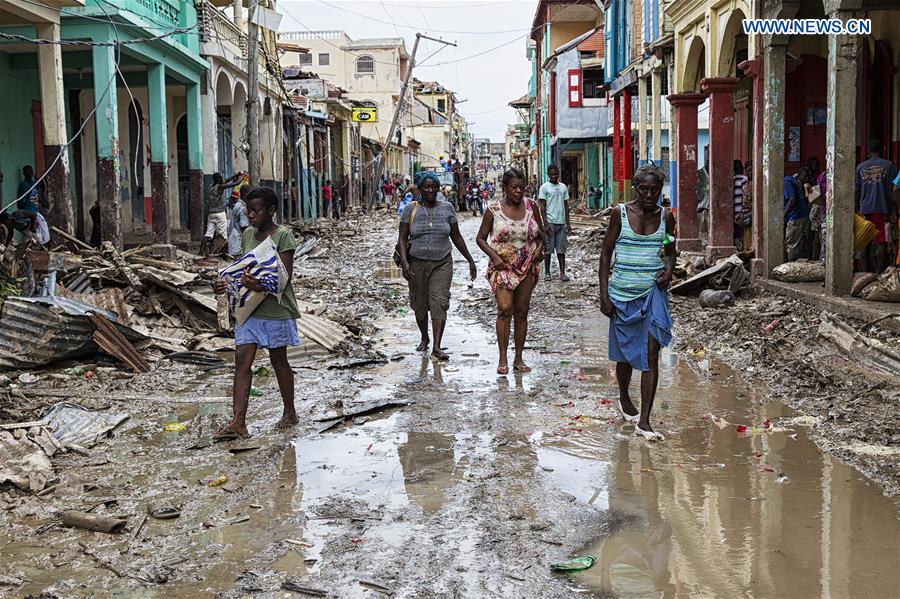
[279,30,410,181]
[0,0,83,238]
[529,0,608,207]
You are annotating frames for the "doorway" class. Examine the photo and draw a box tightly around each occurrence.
[128,102,145,227]
[176,115,189,229]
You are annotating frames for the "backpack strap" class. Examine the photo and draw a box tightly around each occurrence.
[409,201,419,226]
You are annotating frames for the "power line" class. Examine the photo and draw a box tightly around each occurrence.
[316,0,528,35]
[0,24,198,46]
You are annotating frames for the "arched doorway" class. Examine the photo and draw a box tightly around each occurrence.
[681,36,706,93]
[718,9,751,164]
[176,115,190,229]
[128,102,146,228]
[215,71,235,177]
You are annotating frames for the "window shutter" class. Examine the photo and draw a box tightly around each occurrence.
[568,69,582,107]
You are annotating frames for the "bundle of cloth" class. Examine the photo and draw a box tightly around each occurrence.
[218,236,289,324]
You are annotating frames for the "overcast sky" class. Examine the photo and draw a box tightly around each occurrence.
[280,0,538,142]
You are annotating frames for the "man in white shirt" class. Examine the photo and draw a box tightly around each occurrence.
[538,164,572,281]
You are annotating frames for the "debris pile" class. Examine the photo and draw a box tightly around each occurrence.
[671,254,751,298]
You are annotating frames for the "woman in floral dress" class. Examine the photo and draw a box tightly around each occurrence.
[476,168,545,374]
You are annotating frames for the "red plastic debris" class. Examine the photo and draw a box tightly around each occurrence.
[736,425,748,433]
[350,537,365,544]
[599,399,612,406]
[764,319,780,333]
[366,443,373,452]
[763,419,772,429]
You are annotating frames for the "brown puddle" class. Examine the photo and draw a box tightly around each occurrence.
[539,315,900,597]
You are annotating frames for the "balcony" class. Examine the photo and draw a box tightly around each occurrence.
[197,1,246,63]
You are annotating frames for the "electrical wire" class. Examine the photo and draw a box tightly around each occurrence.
[0,25,198,46]
[316,0,528,35]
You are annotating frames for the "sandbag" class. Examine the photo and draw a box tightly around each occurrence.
[858,267,900,303]
[772,260,825,283]
[850,272,878,297]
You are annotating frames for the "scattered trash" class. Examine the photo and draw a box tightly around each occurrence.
[253,366,270,377]
[208,475,229,487]
[281,580,327,596]
[550,555,596,572]
[163,422,187,432]
[60,510,127,533]
[699,289,736,308]
[249,386,263,397]
[148,501,181,520]
[44,402,129,447]
[776,474,791,485]
[17,373,39,385]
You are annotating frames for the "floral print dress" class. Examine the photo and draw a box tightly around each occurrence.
[487,199,542,294]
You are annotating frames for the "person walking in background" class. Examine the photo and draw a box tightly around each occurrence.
[856,139,898,273]
[697,151,710,241]
[322,179,334,218]
[598,164,675,441]
[226,186,250,257]
[538,164,572,281]
[202,171,243,256]
[732,160,748,250]
[738,160,753,252]
[397,184,417,217]
[397,171,477,361]
[476,168,545,375]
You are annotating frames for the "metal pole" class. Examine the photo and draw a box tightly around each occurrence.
[247,0,261,183]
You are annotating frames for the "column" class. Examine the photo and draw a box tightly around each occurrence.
[148,63,169,244]
[825,18,858,296]
[651,68,662,162]
[762,41,786,275]
[623,86,633,202]
[233,0,244,28]
[740,58,766,277]
[701,77,739,259]
[667,61,678,206]
[187,82,204,242]
[667,93,706,251]
[638,75,648,164]
[92,45,121,249]
[613,95,621,204]
[36,22,72,235]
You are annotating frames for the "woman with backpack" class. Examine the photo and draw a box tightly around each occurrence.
[397,171,477,361]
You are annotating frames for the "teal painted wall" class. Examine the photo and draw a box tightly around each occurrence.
[0,53,38,210]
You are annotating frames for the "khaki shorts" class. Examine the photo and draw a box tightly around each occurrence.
[409,254,453,320]
[785,218,808,261]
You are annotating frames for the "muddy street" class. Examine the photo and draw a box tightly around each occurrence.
[2,214,900,598]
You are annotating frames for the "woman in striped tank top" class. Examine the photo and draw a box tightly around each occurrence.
[598,164,676,441]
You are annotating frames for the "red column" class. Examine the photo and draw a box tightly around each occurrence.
[701,77,739,259]
[739,59,765,276]
[613,95,621,199]
[667,93,707,252]
[623,87,633,188]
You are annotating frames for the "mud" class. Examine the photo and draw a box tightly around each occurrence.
[1,214,899,597]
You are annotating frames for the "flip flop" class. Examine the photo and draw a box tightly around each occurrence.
[148,501,181,520]
[634,427,665,442]
[616,398,639,423]
[213,429,249,442]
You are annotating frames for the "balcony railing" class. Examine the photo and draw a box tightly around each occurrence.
[197,1,246,60]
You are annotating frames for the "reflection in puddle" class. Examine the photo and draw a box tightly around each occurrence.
[549,315,900,597]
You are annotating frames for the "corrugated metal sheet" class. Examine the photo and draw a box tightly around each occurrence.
[0,297,143,370]
[295,313,349,352]
[136,266,199,287]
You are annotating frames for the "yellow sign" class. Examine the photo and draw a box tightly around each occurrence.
[352,108,377,123]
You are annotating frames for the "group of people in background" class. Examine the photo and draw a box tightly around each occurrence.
[0,165,51,248]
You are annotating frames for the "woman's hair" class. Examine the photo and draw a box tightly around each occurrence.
[633,162,666,186]
[246,185,278,211]
[501,167,527,188]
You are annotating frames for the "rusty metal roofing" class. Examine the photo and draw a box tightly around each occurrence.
[296,313,349,352]
[0,297,145,370]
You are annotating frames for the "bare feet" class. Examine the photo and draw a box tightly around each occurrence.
[497,362,509,375]
[513,361,531,373]
[416,339,430,352]
[274,412,299,431]
[431,349,450,361]
[214,421,249,441]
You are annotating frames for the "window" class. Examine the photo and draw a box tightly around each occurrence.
[583,68,604,99]
[356,55,375,74]
[318,53,330,66]
[298,52,312,65]
[437,98,446,113]
[567,69,582,107]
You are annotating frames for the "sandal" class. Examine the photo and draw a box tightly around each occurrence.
[634,427,665,442]
[213,428,249,442]
[616,398,639,423]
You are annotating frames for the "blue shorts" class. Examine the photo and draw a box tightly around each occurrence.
[235,317,300,349]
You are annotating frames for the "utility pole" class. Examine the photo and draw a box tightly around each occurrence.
[247,0,261,184]
[373,33,456,208]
